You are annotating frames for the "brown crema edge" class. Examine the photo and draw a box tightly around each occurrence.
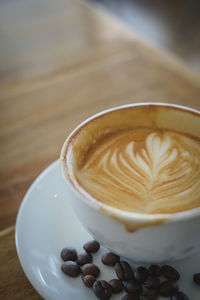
[100,206,167,232]
[68,105,200,169]
[77,127,200,170]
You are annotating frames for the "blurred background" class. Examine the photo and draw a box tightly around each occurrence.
[88,0,200,75]
[1,0,200,81]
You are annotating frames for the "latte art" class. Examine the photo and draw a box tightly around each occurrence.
[76,129,200,214]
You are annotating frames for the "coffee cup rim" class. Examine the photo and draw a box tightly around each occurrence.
[60,102,200,224]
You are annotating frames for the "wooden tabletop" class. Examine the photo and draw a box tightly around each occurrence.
[0,0,200,298]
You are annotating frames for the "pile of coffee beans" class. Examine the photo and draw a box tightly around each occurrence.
[60,240,200,299]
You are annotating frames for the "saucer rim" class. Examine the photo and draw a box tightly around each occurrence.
[15,160,59,300]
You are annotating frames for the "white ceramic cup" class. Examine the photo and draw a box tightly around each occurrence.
[60,103,200,263]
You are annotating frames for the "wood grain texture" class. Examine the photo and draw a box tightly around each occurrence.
[0,227,43,300]
[0,0,199,298]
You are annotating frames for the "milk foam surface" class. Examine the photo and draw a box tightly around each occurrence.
[76,129,200,214]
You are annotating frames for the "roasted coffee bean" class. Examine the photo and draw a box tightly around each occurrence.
[109,279,124,293]
[143,276,160,290]
[77,252,93,266]
[82,275,96,288]
[134,266,149,283]
[60,247,77,261]
[102,252,120,266]
[115,261,133,281]
[193,273,200,286]
[81,263,100,277]
[121,293,140,300]
[124,280,142,294]
[140,289,158,300]
[161,265,180,281]
[61,261,80,277]
[93,280,112,299]
[159,280,179,297]
[170,291,190,300]
[149,265,161,277]
[84,240,100,253]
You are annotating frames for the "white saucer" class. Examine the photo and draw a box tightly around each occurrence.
[15,160,200,300]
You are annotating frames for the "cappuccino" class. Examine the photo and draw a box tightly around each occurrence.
[63,104,200,216]
[75,128,200,214]
[61,103,200,263]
